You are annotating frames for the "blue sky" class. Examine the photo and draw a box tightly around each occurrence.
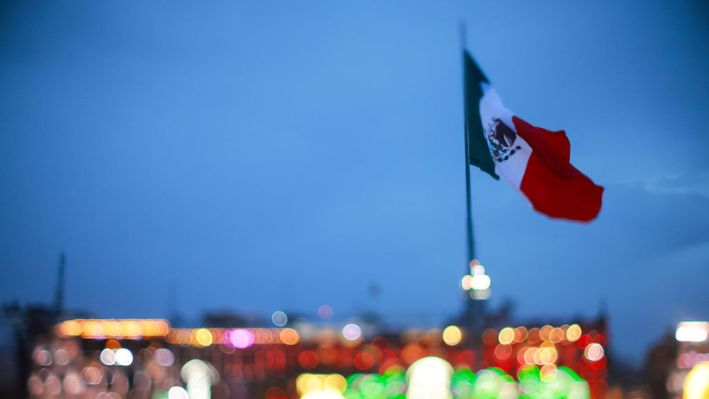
[1,0,708,363]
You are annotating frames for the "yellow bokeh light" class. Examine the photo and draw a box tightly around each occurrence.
[567,324,582,342]
[55,319,170,339]
[539,342,558,365]
[296,373,320,394]
[106,322,121,337]
[498,327,515,345]
[442,326,463,346]
[58,320,82,337]
[296,373,346,395]
[123,321,142,338]
[194,328,213,347]
[684,362,709,399]
[323,374,347,392]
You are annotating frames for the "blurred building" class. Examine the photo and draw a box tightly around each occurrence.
[665,321,709,399]
[17,315,609,399]
[0,302,65,398]
[6,254,612,398]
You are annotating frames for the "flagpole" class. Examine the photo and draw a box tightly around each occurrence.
[460,22,485,356]
[460,22,475,264]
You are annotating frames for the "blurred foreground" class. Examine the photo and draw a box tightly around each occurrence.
[5,313,610,399]
[1,309,708,398]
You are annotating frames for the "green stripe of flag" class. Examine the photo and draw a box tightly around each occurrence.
[464,51,498,180]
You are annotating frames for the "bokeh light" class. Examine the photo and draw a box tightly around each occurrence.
[676,322,709,343]
[99,348,115,366]
[272,311,288,327]
[114,348,133,366]
[407,356,454,399]
[684,362,709,399]
[296,373,347,396]
[498,327,515,345]
[168,386,189,399]
[318,305,334,319]
[583,343,604,362]
[280,328,300,345]
[194,328,214,347]
[56,319,170,339]
[566,324,582,342]
[470,368,517,399]
[442,326,463,346]
[155,348,175,366]
[229,329,255,349]
[342,323,362,341]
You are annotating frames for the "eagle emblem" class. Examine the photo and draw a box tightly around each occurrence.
[486,117,522,162]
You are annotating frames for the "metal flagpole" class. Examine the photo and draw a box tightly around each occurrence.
[460,22,475,266]
[460,22,486,356]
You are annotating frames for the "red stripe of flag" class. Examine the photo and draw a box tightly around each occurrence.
[513,116,604,222]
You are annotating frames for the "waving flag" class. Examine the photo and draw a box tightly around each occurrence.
[464,51,604,222]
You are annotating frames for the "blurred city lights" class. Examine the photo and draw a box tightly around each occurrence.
[168,386,189,399]
[442,325,463,346]
[99,348,115,366]
[407,357,454,399]
[62,371,83,395]
[583,343,604,362]
[272,310,288,327]
[471,368,518,399]
[54,349,69,365]
[229,329,255,349]
[550,327,565,343]
[296,373,347,396]
[318,305,334,319]
[81,366,103,385]
[279,328,301,345]
[676,321,709,343]
[114,348,133,366]
[194,328,214,347]
[471,274,491,291]
[32,348,52,366]
[56,319,170,339]
[301,390,346,399]
[498,327,515,345]
[28,317,606,399]
[566,324,582,342]
[684,362,709,399]
[181,359,219,399]
[343,371,407,398]
[342,323,362,341]
[518,365,590,399]
[539,364,558,382]
[461,260,492,300]
[155,348,175,366]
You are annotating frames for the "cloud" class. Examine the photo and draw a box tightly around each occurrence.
[622,173,709,200]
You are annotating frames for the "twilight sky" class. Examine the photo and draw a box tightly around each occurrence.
[1,0,708,363]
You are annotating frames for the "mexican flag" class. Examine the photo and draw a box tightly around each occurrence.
[464,51,604,222]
